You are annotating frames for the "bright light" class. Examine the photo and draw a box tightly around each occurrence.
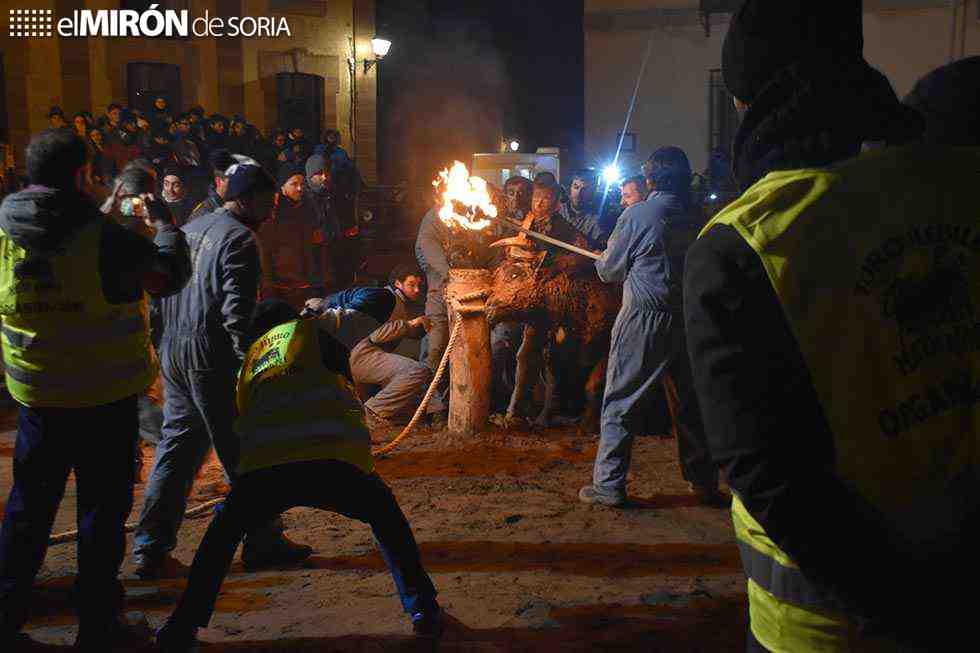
[602,165,621,185]
[510,140,520,152]
[709,193,719,201]
[371,37,392,58]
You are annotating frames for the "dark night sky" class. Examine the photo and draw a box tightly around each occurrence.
[377,0,585,186]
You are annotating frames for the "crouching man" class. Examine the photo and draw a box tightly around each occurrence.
[156,300,441,651]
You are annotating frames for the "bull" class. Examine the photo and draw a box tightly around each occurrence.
[485,251,621,432]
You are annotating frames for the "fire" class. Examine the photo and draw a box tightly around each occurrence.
[433,161,497,231]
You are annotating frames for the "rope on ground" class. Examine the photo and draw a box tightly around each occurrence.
[48,288,490,545]
[49,496,224,546]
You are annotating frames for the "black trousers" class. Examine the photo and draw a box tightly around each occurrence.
[171,459,437,627]
[0,396,138,637]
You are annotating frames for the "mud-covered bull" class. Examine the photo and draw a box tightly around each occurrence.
[485,252,621,431]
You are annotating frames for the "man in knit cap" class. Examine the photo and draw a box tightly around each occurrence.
[304,153,340,289]
[685,2,976,651]
[257,163,326,310]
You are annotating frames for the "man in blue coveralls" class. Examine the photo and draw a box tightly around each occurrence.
[579,147,721,508]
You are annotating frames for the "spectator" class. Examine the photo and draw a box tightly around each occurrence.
[47,106,66,130]
[72,112,90,139]
[0,129,189,649]
[188,149,236,223]
[304,153,340,289]
[160,166,195,227]
[257,163,325,310]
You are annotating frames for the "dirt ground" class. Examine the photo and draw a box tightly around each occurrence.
[0,408,748,652]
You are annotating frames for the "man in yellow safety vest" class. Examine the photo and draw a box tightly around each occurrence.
[155,299,440,651]
[0,129,190,648]
[685,1,979,651]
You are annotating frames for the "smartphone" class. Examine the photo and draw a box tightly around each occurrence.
[119,195,144,217]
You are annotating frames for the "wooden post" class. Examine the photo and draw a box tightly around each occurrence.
[445,268,492,435]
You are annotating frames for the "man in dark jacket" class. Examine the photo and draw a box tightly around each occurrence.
[133,161,312,579]
[684,3,974,650]
[257,163,325,310]
[303,153,340,290]
[0,129,190,649]
[188,149,235,223]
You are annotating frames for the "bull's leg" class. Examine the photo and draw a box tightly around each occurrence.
[533,342,557,429]
[506,325,542,424]
[579,355,607,436]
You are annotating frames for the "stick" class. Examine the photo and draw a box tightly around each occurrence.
[497,216,601,260]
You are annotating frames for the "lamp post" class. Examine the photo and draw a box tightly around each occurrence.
[348,32,392,166]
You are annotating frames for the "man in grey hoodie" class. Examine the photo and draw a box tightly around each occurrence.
[0,129,190,649]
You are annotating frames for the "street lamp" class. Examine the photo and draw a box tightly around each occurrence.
[364,34,392,73]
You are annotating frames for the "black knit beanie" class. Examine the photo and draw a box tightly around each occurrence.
[904,56,980,147]
[277,162,305,188]
[722,0,865,103]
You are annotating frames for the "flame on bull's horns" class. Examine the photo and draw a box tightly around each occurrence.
[433,161,497,230]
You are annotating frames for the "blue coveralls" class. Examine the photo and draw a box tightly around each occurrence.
[134,208,279,559]
[590,193,716,499]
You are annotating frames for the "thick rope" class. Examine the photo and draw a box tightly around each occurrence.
[48,288,491,545]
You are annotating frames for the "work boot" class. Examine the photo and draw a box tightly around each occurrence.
[412,607,443,639]
[241,534,313,571]
[156,618,200,653]
[133,552,188,580]
[74,611,153,650]
[578,485,627,508]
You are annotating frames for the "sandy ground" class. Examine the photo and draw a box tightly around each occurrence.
[0,408,748,651]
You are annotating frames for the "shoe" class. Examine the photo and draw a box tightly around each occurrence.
[412,608,443,639]
[133,552,187,580]
[578,485,627,508]
[156,619,200,653]
[242,534,313,571]
[691,484,729,509]
[74,612,153,650]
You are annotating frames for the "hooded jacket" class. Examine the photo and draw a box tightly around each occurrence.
[0,186,190,305]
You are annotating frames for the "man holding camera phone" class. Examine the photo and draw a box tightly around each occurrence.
[0,130,190,649]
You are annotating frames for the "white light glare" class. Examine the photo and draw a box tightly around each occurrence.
[602,164,621,185]
[371,38,392,58]
[509,140,520,152]
[709,193,719,201]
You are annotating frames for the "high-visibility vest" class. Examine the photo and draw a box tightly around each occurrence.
[235,319,372,477]
[0,217,155,408]
[704,145,980,652]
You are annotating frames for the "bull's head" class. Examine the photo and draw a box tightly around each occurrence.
[485,250,547,325]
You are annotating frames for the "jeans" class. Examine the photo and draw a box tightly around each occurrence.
[0,396,138,635]
[351,345,439,423]
[592,306,716,497]
[170,459,438,626]
[134,337,279,559]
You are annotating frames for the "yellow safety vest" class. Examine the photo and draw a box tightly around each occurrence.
[705,145,980,653]
[0,217,155,408]
[235,319,373,477]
